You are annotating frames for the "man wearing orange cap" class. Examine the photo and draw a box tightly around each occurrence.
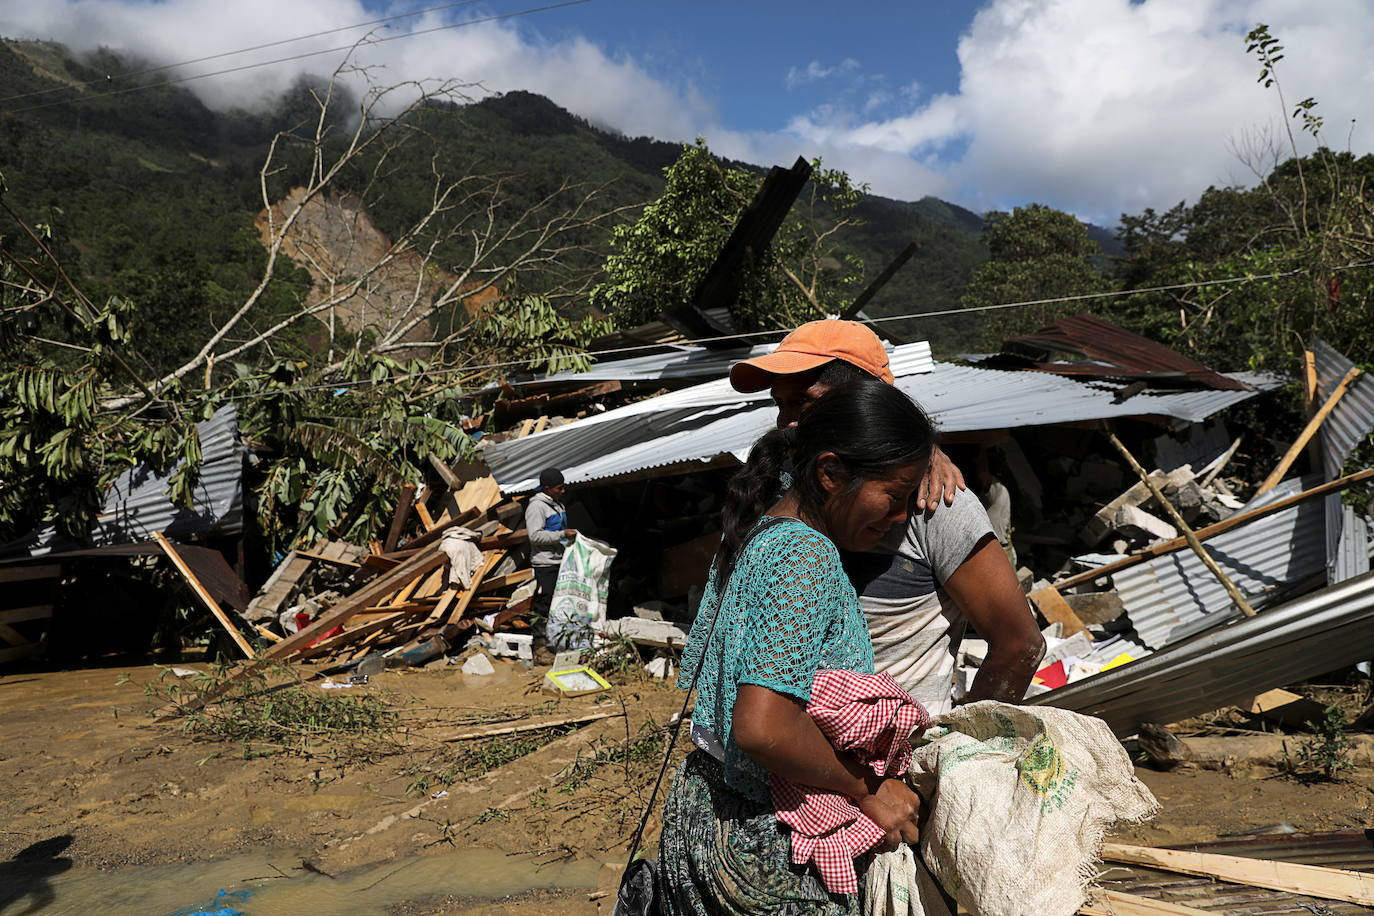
[729,320,1044,715]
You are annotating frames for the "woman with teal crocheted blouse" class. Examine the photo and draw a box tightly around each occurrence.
[658,379,938,915]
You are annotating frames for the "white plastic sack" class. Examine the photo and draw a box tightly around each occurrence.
[905,701,1159,916]
[865,846,951,916]
[546,534,618,650]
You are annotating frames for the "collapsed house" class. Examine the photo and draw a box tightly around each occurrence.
[479,318,1374,730]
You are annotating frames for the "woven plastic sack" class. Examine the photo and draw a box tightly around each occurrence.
[546,534,618,650]
[866,845,952,916]
[905,701,1159,916]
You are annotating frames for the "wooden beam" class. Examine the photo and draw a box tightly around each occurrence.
[475,568,533,594]
[0,564,61,584]
[1054,468,1374,591]
[1302,348,1318,412]
[427,453,464,491]
[155,533,256,658]
[1100,842,1374,907]
[264,546,449,660]
[1105,426,1256,617]
[0,643,42,664]
[1081,889,1212,916]
[1258,365,1363,494]
[401,506,481,551]
[0,622,31,646]
[426,708,622,742]
[0,604,53,625]
[294,549,361,568]
[414,501,437,531]
[383,484,418,554]
[446,552,506,625]
[1028,587,1087,636]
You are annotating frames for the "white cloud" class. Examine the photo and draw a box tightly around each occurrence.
[788,0,1374,221]
[785,57,860,90]
[5,1,1374,222]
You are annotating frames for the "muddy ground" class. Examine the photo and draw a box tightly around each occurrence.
[3,657,1372,914]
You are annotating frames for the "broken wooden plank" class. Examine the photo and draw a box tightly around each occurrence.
[446,553,506,625]
[1258,365,1364,494]
[1105,426,1255,617]
[0,564,61,584]
[1055,468,1374,591]
[155,532,256,659]
[1081,889,1212,916]
[475,568,534,594]
[426,708,622,742]
[1100,842,1374,907]
[0,605,54,625]
[1247,688,1328,729]
[295,549,361,568]
[0,643,42,664]
[263,546,450,660]
[383,484,418,554]
[1029,586,1087,637]
[414,501,437,531]
[243,549,310,622]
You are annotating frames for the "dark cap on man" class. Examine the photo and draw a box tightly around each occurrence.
[538,468,565,490]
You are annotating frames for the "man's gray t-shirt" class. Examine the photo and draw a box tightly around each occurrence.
[842,488,994,715]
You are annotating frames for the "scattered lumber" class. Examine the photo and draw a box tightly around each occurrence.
[1054,468,1374,591]
[232,474,542,671]
[1100,843,1374,907]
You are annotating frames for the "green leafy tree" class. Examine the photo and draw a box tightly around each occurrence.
[958,204,1110,347]
[590,140,867,333]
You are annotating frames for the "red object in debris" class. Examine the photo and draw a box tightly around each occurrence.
[295,611,312,632]
[306,625,345,648]
[1034,660,1068,690]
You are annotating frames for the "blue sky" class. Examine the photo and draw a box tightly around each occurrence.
[7,0,1374,224]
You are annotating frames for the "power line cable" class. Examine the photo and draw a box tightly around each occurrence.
[1,0,592,116]
[204,258,1374,402]
[0,0,487,105]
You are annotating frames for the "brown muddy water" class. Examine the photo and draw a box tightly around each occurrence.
[0,848,600,915]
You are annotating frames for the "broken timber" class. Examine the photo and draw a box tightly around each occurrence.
[1100,843,1374,907]
[1055,468,1374,591]
[155,532,256,658]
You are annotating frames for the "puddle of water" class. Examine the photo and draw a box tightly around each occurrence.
[1,848,599,915]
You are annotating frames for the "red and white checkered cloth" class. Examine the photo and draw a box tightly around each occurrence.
[770,670,930,895]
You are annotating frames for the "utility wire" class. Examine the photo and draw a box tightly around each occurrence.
[203,258,1374,402]
[1,0,592,116]
[0,0,488,104]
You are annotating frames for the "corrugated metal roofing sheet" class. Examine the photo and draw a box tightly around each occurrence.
[1,405,246,557]
[1006,313,1248,390]
[1313,337,1374,478]
[1033,569,1374,736]
[1309,339,1372,584]
[512,340,936,388]
[1099,475,1326,651]
[486,361,1282,493]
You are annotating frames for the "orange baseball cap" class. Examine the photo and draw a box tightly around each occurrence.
[729,319,893,392]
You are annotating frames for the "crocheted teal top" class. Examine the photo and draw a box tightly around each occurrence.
[678,516,874,804]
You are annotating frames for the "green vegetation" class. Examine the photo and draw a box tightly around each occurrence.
[1284,704,1355,782]
[146,661,395,753]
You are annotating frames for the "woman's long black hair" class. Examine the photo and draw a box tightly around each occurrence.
[716,378,937,574]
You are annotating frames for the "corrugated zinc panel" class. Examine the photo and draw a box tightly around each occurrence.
[486,363,1283,493]
[1313,337,1374,478]
[1033,570,1374,736]
[1,405,246,557]
[1105,475,1326,650]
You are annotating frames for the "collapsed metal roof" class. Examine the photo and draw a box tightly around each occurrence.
[1075,475,1327,652]
[511,340,935,389]
[1313,338,1374,585]
[1034,569,1374,736]
[0,405,246,558]
[485,345,1282,493]
[1000,313,1249,390]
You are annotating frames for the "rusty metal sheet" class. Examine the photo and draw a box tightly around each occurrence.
[1004,314,1249,391]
